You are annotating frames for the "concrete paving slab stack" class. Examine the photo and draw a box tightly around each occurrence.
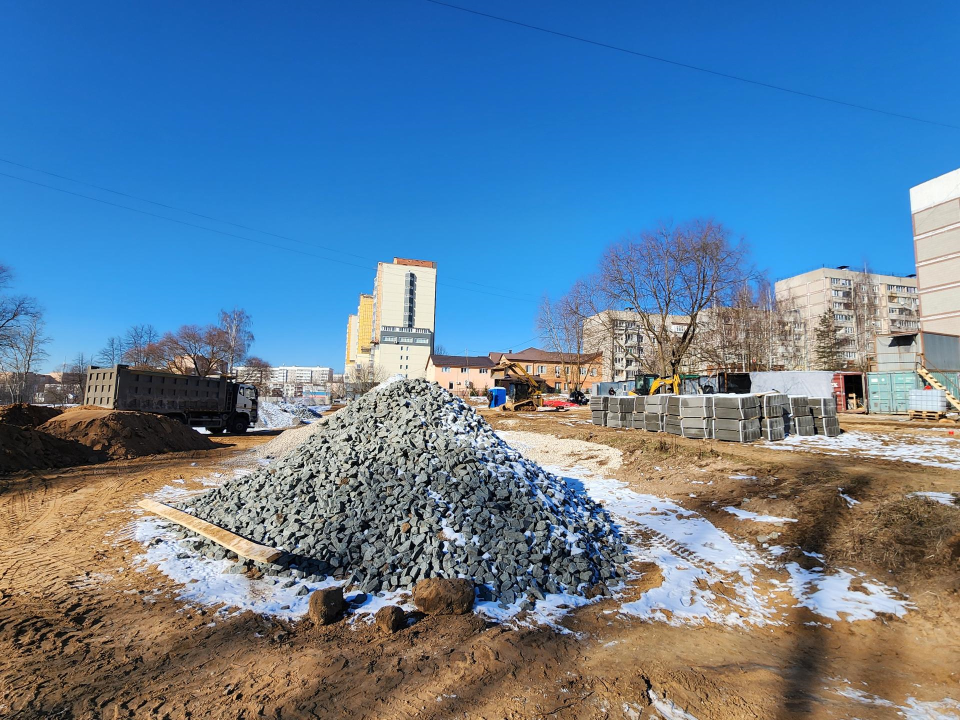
[759,393,787,441]
[644,394,667,432]
[606,395,635,428]
[787,395,815,436]
[664,395,683,435]
[589,395,608,427]
[679,395,714,439]
[809,397,840,436]
[713,394,761,442]
[631,395,647,429]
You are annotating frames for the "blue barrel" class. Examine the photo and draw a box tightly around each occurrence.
[489,387,506,408]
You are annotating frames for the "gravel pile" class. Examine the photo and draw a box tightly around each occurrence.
[183,379,625,606]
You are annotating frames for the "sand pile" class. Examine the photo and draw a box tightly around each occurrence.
[0,423,97,474]
[183,380,625,607]
[0,403,63,428]
[40,409,216,460]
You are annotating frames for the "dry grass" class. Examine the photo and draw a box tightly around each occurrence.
[834,496,960,575]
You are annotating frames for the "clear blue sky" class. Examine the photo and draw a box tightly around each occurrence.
[2,1,958,372]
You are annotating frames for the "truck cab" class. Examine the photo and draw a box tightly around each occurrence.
[233,383,259,431]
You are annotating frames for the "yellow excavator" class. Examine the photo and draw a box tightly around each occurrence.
[490,360,544,411]
[647,374,681,395]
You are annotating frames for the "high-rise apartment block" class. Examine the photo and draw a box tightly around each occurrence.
[774,266,919,368]
[910,167,960,338]
[344,258,437,380]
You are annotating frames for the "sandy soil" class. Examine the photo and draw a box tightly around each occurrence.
[1,415,958,719]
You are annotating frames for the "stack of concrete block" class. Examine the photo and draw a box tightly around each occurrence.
[606,395,636,428]
[679,395,714,439]
[714,394,761,443]
[787,395,815,436]
[589,396,608,426]
[758,393,788,441]
[644,394,667,432]
[664,395,683,435]
[631,395,647,429]
[809,397,840,436]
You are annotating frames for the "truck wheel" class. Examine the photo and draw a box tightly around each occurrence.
[231,417,249,434]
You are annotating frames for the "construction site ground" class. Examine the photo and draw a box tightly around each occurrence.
[1,411,958,719]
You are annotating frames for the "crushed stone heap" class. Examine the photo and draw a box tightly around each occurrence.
[183,379,626,606]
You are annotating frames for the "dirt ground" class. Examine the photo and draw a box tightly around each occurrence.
[1,414,958,719]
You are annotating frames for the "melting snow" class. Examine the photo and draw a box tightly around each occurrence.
[723,507,797,524]
[908,491,958,507]
[767,431,960,470]
[784,564,911,621]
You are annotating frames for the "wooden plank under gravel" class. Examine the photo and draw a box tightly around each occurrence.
[138,498,283,564]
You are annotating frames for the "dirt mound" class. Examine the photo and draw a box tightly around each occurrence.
[0,403,63,427]
[0,422,97,474]
[40,409,216,460]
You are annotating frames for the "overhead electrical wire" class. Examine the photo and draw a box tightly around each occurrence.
[0,169,538,303]
[0,166,540,304]
[422,0,960,132]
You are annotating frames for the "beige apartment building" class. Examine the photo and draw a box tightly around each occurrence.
[774,266,919,369]
[910,167,960,339]
[343,258,437,381]
[583,310,695,380]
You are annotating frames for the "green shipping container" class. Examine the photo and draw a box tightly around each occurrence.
[866,371,919,414]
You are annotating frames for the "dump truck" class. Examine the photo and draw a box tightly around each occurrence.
[83,364,259,434]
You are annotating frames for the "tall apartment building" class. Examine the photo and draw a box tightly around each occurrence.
[910,167,960,339]
[343,257,437,381]
[343,294,374,373]
[774,266,919,369]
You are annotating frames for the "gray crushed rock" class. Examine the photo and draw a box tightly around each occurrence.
[181,379,626,607]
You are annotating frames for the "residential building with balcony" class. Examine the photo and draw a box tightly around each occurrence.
[774,266,919,369]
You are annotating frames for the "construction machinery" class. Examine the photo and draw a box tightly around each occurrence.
[635,373,700,395]
[490,360,544,411]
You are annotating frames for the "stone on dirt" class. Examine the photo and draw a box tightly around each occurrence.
[374,605,406,633]
[412,577,475,615]
[308,587,345,625]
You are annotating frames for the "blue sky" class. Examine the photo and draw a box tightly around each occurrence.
[2,1,958,371]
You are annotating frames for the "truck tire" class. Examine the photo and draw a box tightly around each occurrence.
[230,417,249,434]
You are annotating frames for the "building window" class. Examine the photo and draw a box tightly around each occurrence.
[478,368,488,374]
[537,365,546,374]
[525,365,532,373]
[461,368,468,373]
[441,367,450,373]
[591,369,597,377]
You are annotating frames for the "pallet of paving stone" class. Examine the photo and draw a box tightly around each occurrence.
[681,417,714,439]
[633,396,647,413]
[760,418,785,441]
[713,394,761,420]
[759,393,788,419]
[665,395,682,416]
[607,412,633,428]
[679,395,714,418]
[589,396,608,411]
[664,416,683,435]
[645,395,670,412]
[608,396,636,414]
[814,415,841,436]
[714,417,761,443]
[591,411,607,426]
[643,412,664,432]
[629,413,645,430]
[788,395,810,416]
[808,397,837,418]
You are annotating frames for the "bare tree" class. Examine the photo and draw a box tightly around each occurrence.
[95,336,126,367]
[434,344,448,356]
[848,266,879,372]
[68,352,90,403]
[122,324,160,368]
[596,220,753,377]
[537,282,594,392]
[157,324,230,376]
[345,363,385,397]
[0,314,50,403]
[218,308,254,374]
[0,265,39,348]
[236,356,272,396]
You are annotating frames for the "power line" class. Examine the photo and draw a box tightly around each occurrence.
[0,169,537,303]
[0,156,541,301]
[423,0,960,132]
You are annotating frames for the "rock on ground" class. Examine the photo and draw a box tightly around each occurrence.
[374,605,405,633]
[308,587,345,625]
[413,578,475,615]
